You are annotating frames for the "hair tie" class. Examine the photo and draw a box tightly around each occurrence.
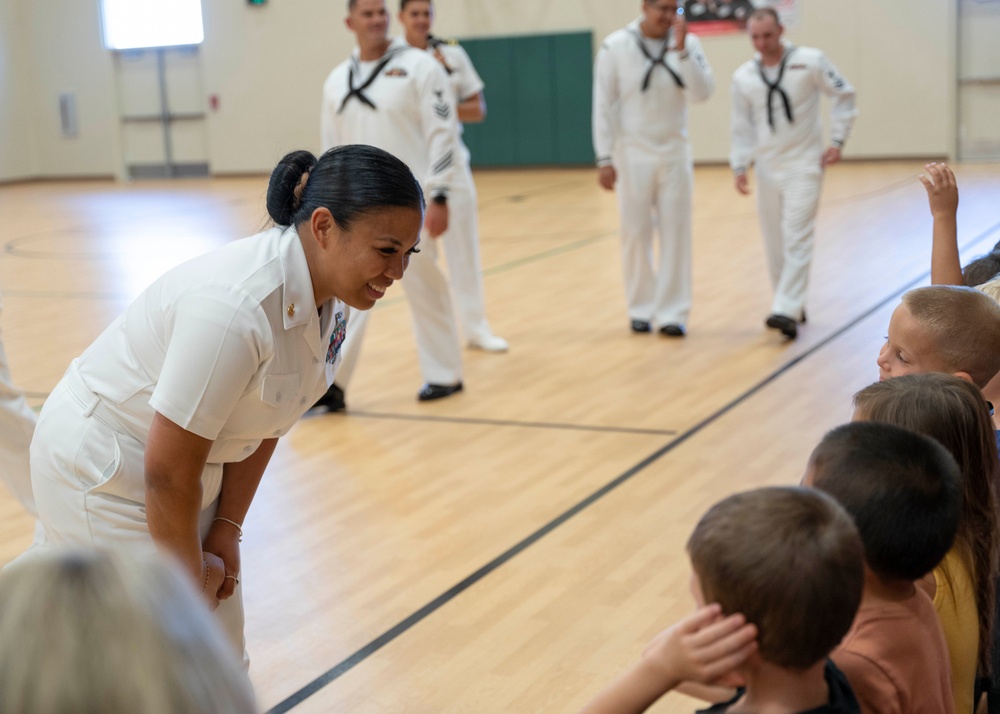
[292,171,311,209]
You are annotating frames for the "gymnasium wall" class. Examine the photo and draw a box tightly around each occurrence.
[430,0,956,166]
[459,32,595,166]
[3,0,120,180]
[0,1,34,180]
[0,0,955,180]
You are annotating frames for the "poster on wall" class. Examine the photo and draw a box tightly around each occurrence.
[682,0,798,35]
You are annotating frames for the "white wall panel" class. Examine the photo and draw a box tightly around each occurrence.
[0,0,37,180]
[22,0,119,177]
[5,0,963,177]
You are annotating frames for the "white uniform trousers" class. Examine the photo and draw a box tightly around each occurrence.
[441,151,495,344]
[755,162,823,319]
[0,328,37,517]
[616,143,694,327]
[334,237,463,388]
[15,365,247,663]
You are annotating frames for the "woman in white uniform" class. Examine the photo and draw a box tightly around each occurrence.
[19,144,424,656]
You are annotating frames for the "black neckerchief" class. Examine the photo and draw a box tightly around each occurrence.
[630,28,684,92]
[427,35,454,75]
[756,46,796,132]
[338,48,401,114]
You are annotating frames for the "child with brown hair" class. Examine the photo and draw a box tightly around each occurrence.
[877,284,1000,389]
[853,374,1000,714]
[806,421,962,714]
[580,486,864,713]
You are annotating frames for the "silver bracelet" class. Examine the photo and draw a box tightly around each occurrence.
[213,516,244,542]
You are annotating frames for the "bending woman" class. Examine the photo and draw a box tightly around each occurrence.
[19,145,424,655]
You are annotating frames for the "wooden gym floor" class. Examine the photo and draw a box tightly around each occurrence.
[1,160,999,712]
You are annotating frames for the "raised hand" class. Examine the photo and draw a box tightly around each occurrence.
[919,162,958,218]
[672,10,688,52]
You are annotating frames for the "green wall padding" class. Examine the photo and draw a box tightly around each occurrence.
[459,31,594,167]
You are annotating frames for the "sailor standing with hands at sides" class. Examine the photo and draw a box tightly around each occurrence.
[397,0,508,354]
[593,0,714,338]
[314,0,464,412]
[730,7,857,340]
[12,145,426,657]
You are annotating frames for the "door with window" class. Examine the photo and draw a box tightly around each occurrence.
[958,0,1000,160]
[102,0,209,177]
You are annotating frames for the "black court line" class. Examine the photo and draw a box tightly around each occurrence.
[478,170,924,281]
[323,411,677,437]
[3,194,258,259]
[481,231,614,276]
[266,224,1000,713]
[823,173,922,206]
[372,230,614,310]
[476,177,591,208]
[2,177,583,260]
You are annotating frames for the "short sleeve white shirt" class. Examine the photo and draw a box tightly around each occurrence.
[729,42,857,171]
[425,39,483,142]
[77,226,346,464]
[432,40,484,104]
[592,19,714,161]
[321,37,460,196]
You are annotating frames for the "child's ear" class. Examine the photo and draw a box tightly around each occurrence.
[952,371,975,385]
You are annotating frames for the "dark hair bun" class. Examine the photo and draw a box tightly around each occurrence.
[265,145,423,231]
[266,150,318,226]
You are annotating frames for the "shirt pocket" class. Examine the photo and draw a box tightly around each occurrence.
[260,374,299,407]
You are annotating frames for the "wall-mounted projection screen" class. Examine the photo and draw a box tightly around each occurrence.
[100,0,204,50]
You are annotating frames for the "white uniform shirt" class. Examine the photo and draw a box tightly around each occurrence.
[730,41,857,172]
[322,36,460,197]
[428,38,483,106]
[593,18,714,165]
[422,37,484,144]
[77,225,346,464]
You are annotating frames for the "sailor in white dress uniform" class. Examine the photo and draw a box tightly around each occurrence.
[320,0,465,405]
[730,8,857,339]
[592,0,714,337]
[398,0,508,353]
